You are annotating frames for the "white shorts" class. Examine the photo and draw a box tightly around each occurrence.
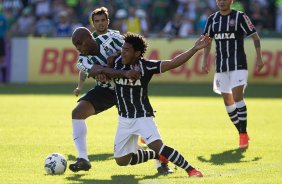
[213,70,248,94]
[114,116,162,158]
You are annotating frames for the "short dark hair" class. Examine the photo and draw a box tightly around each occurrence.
[124,32,148,58]
[91,7,109,23]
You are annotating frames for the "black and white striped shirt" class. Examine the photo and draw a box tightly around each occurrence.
[113,56,161,118]
[204,10,256,73]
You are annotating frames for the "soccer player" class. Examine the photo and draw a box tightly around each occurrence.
[201,0,264,148]
[79,32,211,177]
[70,7,125,172]
[73,7,122,97]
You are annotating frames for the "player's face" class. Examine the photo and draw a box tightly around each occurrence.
[92,14,109,34]
[216,0,232,11]
[73,36,98,55]
[121,42,140,65]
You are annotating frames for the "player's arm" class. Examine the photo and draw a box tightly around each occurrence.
[88,64,140,80]
[107,51,121,67]
[251,32,264,72]
[73,71,87,97]
[202,41,212,73]
[161,35,211,73]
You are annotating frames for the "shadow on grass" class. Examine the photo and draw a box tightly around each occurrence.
[197,148,262,165]
[66,174,139,184]
[67,153,113,162]
[65,171,182,184]
[65,173,164,184]
[1,83,282,98]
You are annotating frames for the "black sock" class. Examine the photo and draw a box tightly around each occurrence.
[159,145,194,172]
[228,108,241,133]
[237,106,247,133]
[129,149,157,165]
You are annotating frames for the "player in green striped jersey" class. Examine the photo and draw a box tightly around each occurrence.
[70,7,125,173]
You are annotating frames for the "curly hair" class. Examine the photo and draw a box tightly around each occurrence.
[90,7,109,25]
[124,32,148,58]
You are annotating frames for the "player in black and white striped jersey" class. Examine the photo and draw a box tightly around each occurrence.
[202,0,264,149]
[84,32,211,177]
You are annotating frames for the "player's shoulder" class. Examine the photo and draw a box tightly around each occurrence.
[207,11,219,19]
[233,9,247,17]
[107,29,124,40]
[108,29,120,34]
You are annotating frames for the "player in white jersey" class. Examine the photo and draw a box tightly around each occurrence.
[69,7,124,172]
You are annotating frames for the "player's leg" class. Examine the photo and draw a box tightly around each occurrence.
[222,93,241,132]
[138,135,172,174]
[213,72,241,132]
[70,87,116,172]
[138,117,201,177]
[231,70,249,148]
[114,120,159,166]
[148,140,202,177]
[114,139,159,166]
[70,100,95,172]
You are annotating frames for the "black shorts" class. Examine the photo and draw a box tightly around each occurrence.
[78,86,116,114]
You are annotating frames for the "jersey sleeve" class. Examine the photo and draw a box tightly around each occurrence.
[203,15,214,38]
[239,13,256,36]
[76,55,95,76]
[145,60,162,74]
[109,30,124,49]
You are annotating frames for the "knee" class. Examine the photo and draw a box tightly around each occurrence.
[233,95,244,102]
[72,107,84,119]
[148,140,163,153]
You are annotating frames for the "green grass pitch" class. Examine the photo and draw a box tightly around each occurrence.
[0,83,282,184]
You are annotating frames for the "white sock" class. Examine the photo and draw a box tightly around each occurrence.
[235,100,246,109]
[225,104,236,113]
[72,119,88,161]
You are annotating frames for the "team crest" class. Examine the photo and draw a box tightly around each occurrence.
[216,79,220,88]
[229,19,235,27]
[134,64,140,72]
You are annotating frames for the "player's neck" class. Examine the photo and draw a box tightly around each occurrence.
[96,30,107,35]
[219,8,232,16]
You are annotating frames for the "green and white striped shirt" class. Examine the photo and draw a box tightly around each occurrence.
[86,30,124,89]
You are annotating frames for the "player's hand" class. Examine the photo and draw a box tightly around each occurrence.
[202,63,209,74]
[107,53,120,67]
[73,87,81,97]
[194,34,211,51]
[255,58,264,72]
[125,70,141,80]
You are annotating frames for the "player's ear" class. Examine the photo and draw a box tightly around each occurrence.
[135,51,141,58]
